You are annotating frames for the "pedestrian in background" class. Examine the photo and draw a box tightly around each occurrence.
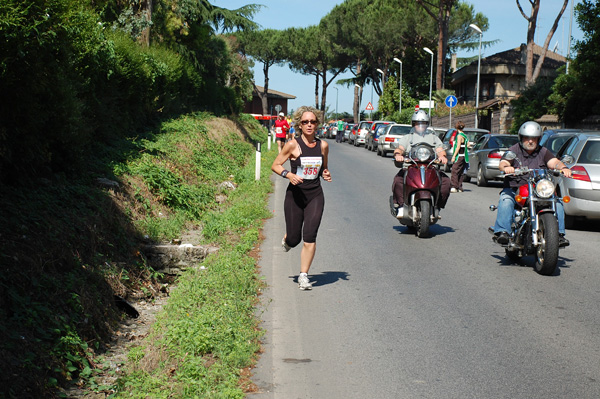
[274,112,290,153]
[271,105,332,290]
[336,120,344,143]
[450,121,468,193]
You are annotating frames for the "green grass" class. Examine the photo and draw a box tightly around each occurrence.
[109,116,277,397]
[0,112,276,398]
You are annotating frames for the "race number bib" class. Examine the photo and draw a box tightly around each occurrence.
[275,127,282,134]
[297,157,322,180]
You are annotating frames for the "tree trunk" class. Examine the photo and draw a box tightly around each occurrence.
[531,0,569,83]
[320,69,327,114]
[354,59,362,123]
[314,74,320,109]
[261,63,270,116]
[139,0,152,47]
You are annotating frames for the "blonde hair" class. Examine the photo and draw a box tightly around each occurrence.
[293,106,322,130]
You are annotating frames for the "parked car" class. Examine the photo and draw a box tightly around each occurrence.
[376,123,412,157]
[541,131,580,155]
[465,133,519,186]
[343,123,354,142]
[431,127,447,140]
[347,123,358,143]
[316,126,326,139]
[554,131,600,227]
[442,127,490,171]
[352,121,374,146]
[539,129,582,148]
[366,121,394,151]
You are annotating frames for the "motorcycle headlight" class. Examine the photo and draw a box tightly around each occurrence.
[414,147,433,162]
[535,178,555,198]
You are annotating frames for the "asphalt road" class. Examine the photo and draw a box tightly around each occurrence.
[250,139,600,399]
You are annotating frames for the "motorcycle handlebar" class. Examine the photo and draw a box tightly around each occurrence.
[502,167,567,177]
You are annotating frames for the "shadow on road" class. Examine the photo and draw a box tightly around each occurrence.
[291,271,350,287]
[490,252,575,276]
[391,223,455,237]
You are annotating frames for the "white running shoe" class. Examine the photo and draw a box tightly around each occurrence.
[450,187,458,193]
[396,207,404,219]
[298,274,312,290]
[282,237,291,252]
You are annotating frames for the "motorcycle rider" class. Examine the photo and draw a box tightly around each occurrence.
[392,109,450,218]
[492,121,573,246]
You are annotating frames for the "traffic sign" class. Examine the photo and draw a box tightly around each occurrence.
[365,102,374,111]
[274,104,282,113]
[445,95,458,108]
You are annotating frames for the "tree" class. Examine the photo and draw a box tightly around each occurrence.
[516,0,569,86]
[238,29,287,115]
[549,0,600,125]
[416,0,490,89]
[286,25,351,113]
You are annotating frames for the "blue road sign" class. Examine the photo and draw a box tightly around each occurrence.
[445,95,457,108]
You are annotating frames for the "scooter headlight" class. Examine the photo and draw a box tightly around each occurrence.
[413,146,433,162]
[535,178,555,198]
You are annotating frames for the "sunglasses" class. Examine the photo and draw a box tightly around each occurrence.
[301,120,318,125]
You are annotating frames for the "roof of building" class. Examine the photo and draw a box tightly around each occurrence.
[477,43,566,68]
[452,43,567,85]
[253,85,296,99]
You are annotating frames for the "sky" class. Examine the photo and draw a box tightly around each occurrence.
[216,0,584,115]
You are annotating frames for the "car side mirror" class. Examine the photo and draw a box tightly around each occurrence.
[561,155,574,165]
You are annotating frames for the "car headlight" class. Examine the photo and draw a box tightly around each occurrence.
[535,178,555,198]
[414,147,433,162]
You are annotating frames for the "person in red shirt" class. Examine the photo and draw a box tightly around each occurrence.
[274,112,290,153]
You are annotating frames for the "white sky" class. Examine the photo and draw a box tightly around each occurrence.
[217,0,584,115]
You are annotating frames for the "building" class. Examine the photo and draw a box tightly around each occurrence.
[244,85,296,122]
[448,44,566,133]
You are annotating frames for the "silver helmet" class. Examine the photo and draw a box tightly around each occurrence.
[411,109,430,126]
[518,121,542,141]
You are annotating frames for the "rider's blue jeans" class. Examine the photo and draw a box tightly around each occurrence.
[493,187,566,235]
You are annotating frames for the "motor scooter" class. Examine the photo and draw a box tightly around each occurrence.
[489,151,570,275]
[389,143,443,238]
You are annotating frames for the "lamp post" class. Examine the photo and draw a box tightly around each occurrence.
[423,47,434,118]
[393,57,402,115]
[334,87,338,119]
[470,23,482,128]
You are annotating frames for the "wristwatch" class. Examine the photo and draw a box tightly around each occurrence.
[281,170,289,178]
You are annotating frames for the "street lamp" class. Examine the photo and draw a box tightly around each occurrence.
[423,47,434,118]
[393,57,402,115]
[470,23,482,128]
[334,87,338,119]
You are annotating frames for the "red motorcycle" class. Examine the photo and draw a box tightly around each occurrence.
[389,143,443,237]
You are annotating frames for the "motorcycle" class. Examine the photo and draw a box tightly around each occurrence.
[488,151,570,275]
[389,142,443,238]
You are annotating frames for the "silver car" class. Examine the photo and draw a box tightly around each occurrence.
[353,120,373,146]
[442,127,489,172]
[555,132,600,227]
[376,124,412,157]
[466,134,519,186]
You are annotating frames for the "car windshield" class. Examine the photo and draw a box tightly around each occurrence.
[388,125,412,135]
[489,136,518,148]
[578,140,600,164]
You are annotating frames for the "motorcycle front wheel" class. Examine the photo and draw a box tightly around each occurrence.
[417,200,431,238]
[535,213,559,275]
